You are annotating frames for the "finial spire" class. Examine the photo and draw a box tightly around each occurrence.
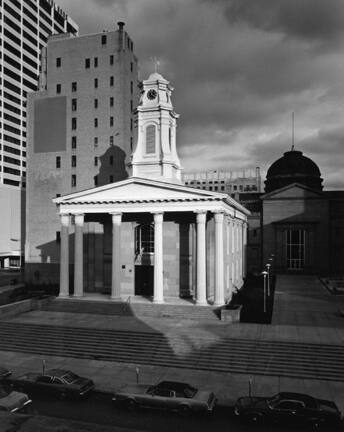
[291,111,295,151]
[151,56,160,73]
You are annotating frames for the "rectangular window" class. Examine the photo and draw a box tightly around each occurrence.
[110,97,114,107]
[130,118,133,131]
[94,176,98,186]
[71,82,77,92]
[94,118,98,128]
[130,136,133,152]
[56,156,61,168]
[72,117,77,130]
[109,175,114,183]
[102,35,107,45]
[146,125,156,154]
[110,136,114,146]
[71,155,76,167]
[286,229,305,270]
[56,231,61,243]
[56,57,61,67]
[71,136,77,149]
[130,81,133,94]
[71,174,76,187]
[130,100,133,111]
[94,78,98,88]
[94,98,98,109]
[56,84,61,94]
[85,58,90,68]
[94,137,98,147]
[94,157,98,166]
[110,76,114,86]
[71,98,77,111]
[110,155,113,165]
[110,116,114,127]
[94,57,98,67]
[130,62,133,72]
[110,55,114,65]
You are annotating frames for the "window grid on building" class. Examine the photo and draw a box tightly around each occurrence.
[286,229,305,270]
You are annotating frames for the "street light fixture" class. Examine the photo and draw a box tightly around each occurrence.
[266,263,271,296]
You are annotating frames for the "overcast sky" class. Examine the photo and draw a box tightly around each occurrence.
[58,0,344,189]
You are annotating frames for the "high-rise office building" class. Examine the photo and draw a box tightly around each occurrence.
[25,22,139,285]
[0,0,78,268]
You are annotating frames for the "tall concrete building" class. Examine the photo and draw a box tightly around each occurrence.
[0,0,78,267]
[182,168,261,197]
[26,22,139,287]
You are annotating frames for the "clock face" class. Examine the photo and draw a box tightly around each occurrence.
[147,89,157,100]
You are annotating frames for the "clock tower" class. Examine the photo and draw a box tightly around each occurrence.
[130,72,182,183]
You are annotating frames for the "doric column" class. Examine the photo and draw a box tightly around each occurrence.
[153,212,164,303]
[74,213,84,297]
[111,213,122,299]
[59,214,70,298]
[214,211,225,306]
[195,211,207,305]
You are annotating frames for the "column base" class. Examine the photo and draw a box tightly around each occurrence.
[58,293,69,299]
[195,299,208,306]
[110,296,122,301]
[213,300,225,307]
[73,294,84,298]
[153,298,164,304]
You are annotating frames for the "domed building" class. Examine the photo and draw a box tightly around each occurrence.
[265,149,323,193]
[255,148,344,274]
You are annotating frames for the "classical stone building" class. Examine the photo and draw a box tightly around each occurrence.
[53,72,249,304]
[25,22,139,284]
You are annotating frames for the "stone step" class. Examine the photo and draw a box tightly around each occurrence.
[43,299,221,320]
[0,322,343,382]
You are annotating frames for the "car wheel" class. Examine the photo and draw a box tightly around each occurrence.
[246,412,263,424]
[178,405,191,416]
[125,399,137,411]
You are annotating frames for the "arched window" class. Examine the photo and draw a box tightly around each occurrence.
[135,224,154,254]
[146,125,156,154]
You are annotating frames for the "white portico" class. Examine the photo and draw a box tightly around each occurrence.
[53,72,249,305]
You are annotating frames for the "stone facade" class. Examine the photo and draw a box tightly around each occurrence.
[25,23,139,286]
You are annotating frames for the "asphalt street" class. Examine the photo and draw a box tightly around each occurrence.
[23,391,342,432]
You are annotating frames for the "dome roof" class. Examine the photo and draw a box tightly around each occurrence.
[147,72,167,82]
[265,149,323,192]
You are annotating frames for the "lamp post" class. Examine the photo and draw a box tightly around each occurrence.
[266,263,271,296]
[262,271,268,313]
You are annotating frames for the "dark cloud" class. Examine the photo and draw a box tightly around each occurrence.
[56,0,344,188]
[213,0,344,43]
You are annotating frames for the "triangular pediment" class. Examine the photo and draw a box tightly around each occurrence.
[54,177,226,204]
[261,183,324,200]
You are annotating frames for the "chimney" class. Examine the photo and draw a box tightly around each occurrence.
[117,21,125,50]
[117,21,125,31]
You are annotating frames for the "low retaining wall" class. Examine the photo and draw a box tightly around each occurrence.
[0,297,52,319]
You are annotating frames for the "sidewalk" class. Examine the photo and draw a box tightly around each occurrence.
[0,275,343,413]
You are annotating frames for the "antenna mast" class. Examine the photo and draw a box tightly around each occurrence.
[291,112,295,151]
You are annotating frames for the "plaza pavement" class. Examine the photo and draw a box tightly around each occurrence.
[0,275,343,414]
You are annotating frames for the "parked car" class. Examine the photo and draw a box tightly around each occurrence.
[8,369,94,400]
[0,384,31,413]
[0,367,12,379]
[234,392,342,430]
[112,380,217,415]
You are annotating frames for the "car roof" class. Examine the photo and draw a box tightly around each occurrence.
[45,369,70,377]
[157,381,192,390]
[277,392,317,406]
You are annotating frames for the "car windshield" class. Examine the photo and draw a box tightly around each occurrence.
[61,372,79,384]
[267,394,281,409]
[0,386,9,398]
[184,385,197,398]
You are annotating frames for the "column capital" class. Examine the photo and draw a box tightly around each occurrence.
[74,213,84,226]
[213,211,225,223]
[111,213,122,225]
[60,214,70,227]
[152,212,164,223]
[195,211,207,224]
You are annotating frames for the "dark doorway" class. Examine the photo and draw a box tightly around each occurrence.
[135,265,154,296]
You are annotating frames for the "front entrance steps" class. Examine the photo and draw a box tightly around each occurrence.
[43,296,222,321]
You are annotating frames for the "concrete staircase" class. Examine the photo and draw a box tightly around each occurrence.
[0,321,343,382]
[42,298,221,321]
